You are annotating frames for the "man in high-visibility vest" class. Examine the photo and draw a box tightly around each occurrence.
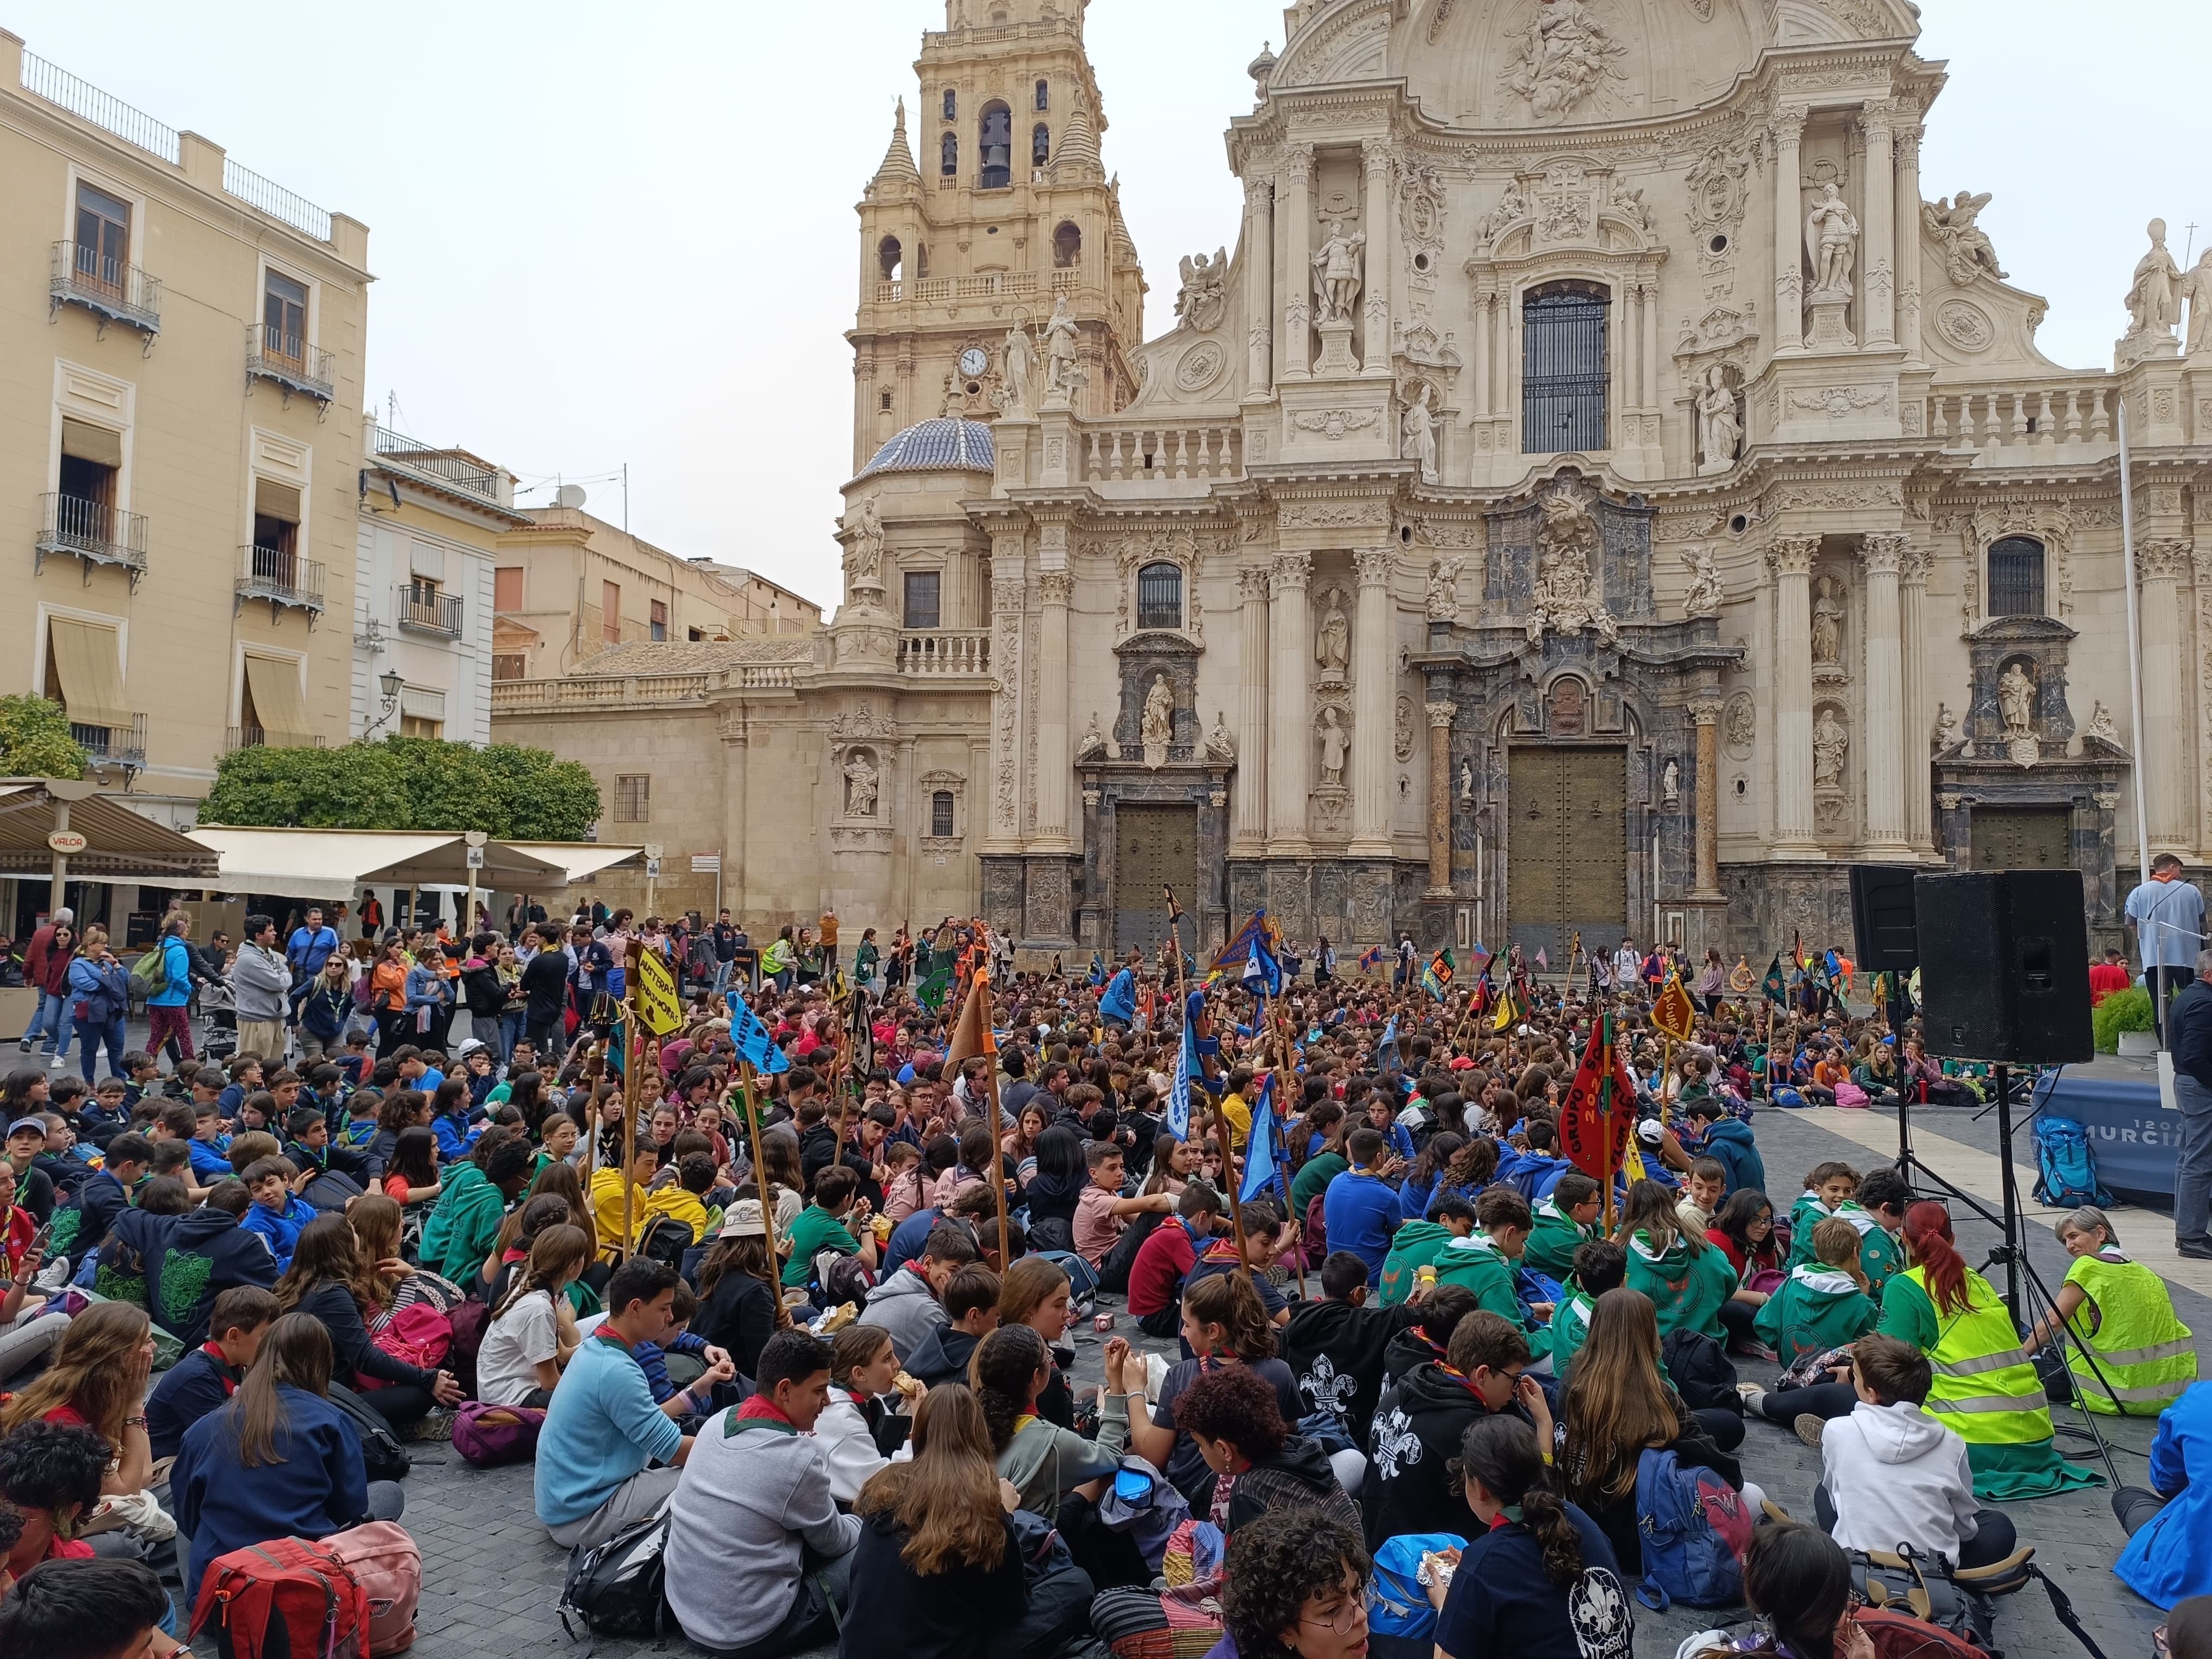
[2025,1207,2197,1417]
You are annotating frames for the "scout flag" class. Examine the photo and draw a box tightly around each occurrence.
[1469,952,1496,1019]
[1422,947,1456,1001]
[917,960,954,1011]
[1760,953,1788,1006]
[1238,1073,1284,1204]
[1535,947,1549,971]
[1490,972,1523,1031]
[943,968,996,1069]
[1650,971,1697,1043]
[1167,990,1200,1140]
[723,985,791,1075]
[1374,1014,1403,1081]
[1211,911,1275,978]
[1358,943,1386,976]
[1559,1008,1636,1181]
[1088,951,1105,987]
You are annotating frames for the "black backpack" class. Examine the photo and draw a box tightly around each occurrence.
[636,1217,694,1273]
[327,1380,411,1483]
[557,1504,672,1642]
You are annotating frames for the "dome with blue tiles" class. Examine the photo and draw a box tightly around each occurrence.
[856,417,995,480]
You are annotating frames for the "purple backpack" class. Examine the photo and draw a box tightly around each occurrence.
[452,1401,545,1467]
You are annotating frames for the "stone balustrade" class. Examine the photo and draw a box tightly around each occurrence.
[491,663,798,710]
[1924,378,2120,460]
[896,629,993,677]
[1079,421,1243,484]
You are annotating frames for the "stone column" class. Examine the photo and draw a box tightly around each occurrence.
[1894,118,1924,363]
[1351,548,1394,854]
[718,706,749,915]
[1860,100,1897,349]
[1233,565,1271,853]
[1689,700,1723,897]
[1034,567,1073,847]
[1243,176,1274,397]
[1425,700,1455,893]
[1900,542,1933,848]
[986,551,1028,852]
[1266,552,1313,852]
[1772,106,1807,355]
[1769,535,1821,854]
[1360,139,1393,378]
[1860,532,1910,851]
[2140,539,2192,851]
[1281,144,1313,382]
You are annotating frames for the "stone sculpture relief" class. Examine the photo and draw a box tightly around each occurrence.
[1425,557,1464,622]
[1400,384,1441,483]
[2121,219,2182,361]
[1680,544,1724,619]
[1922,192,2004,287]
[1932,702,1959,753]
[1000,321,1036,417]
[1042,295,1085,403]
[1314,587,1351,679]
[1140,672,1175,768]
[1661,757,1680,806]
[1500,0,1628,122]
[1997,660,2036,734]
[1395,695,1417,761]
[841,494,885,589]
[1205,710,1237,762]
[1175,248,1229,333]
[2087,700,2120,748]
[1077,712,1107,762]
[1725,692,1756,756]
[842,749,880,816]
[1805,182,1860,301]
[1317,705,1348,786]
[2182,250,2212,357]
[1811,708,1849,791]
[1476,178,1531,242]
[1810,575,1846,669]
[1459,758,1476,803]
[1312,219,1367,325]
[1695,365,1742,473]
[1526,485,1617,645]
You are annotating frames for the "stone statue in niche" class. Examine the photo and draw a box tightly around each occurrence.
[1077,711,1107,761]
[1998,660,2037,735]
[1680,544,1724,619]
[1311,218,1367,325]
[1000,320,1036,417]
[1922,191,2005,287]
[1205,710,1237,762]
[1805,183,1860,300]
[1661,758,1680,806]
[2181,249,2212,357]
[1725,695,1756,753]
[1810,575,1846,668]
[1140,672,1175,767]
[1695,365,1741,473]
[1043,295,1084,403]
[1314,587,1351,679]
[2124,219,2182,351]
[842,750,880,817]
[1175,248,1230,333]
[1526,486,1617,644]
[1396,694,1417,760]
[1400,384,1441,483]
[841,495,884,588]
[1426,557,1464,622]
[1459,757,1475,803]
[1811,709,1849,792]
[1932,702,1959,753]
[1317,706,1348,786]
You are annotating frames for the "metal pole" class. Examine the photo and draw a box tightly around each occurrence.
[47,800,69,918]
[619,942,641,1258]
[1993,1062,2022,1326]
[2117,397,2159,1038]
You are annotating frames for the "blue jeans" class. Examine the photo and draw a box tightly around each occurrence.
[713,958,734,999]
[18,991,68,1053]
[499,1008,526,1063]
[2175,1072,2212,1248]
[77,1014,126,1081]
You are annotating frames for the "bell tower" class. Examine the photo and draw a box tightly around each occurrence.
[850,0,1146,472]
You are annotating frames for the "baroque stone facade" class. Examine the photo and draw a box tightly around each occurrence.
[509,1,2212,955]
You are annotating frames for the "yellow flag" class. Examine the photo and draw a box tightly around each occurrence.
[1650,972,1696,1043]
[1491,979,1521,1032]
[1624,1139,1649,1182]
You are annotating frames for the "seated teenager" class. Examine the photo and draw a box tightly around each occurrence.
[1213,1507,1375,1659]
[1523,1171,1604,1281]
[2114,1378,2212,1609]
[1172,1360,1358,1534]
[1427,1413,1634,1659]
[816,1323,922,1505]
[41,1133,153,1276]
[1279,1249,1425,1451]
[1364,1309,1548,1551]
[536,1257,706,1551]
[997,1255,1084,1429]
[2024,1204,2196,1418]
[1182,1201,1296,1347]
[0,1302,156,1530]
[1754,1216,1879,1369]
[237,1156,318,1275]
[689,1199,789,1379]
[1618,1178,1737,1342]
[975,1322,1130,1516]
[841,1385,1028,1659]
[419,1134,536,1290]
[0,1423,111,1585]
[1125,1272,1306,1510]
[0,1168,67,1389]
[664,1328,861,1658]
[109,1180,278,1352]
[275,1214,464,1432]
[476,1224,592,1409]
[1126,1180,1223,1340]
[144,1287,281,1462]
[1073,1137,1175,1269]
[779,1166,876,1299]
[1550,1238,1627,1379]
[856,1222,979,1365]
[0,1555,179,1659]
[905,1263,999,1389]
[170,1312,405,1610]
[1815,1333,2017,1571]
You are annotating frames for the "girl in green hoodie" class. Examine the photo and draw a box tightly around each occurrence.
[1521,1171,1603,1279]
[1754,1216,1878,1365]
[1618,1179,1737,1341]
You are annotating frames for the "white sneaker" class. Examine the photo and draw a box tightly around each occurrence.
[1735,1381,1767,1414]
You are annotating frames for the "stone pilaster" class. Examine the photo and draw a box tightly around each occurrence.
[2140,539,2192,851]
[1426,700,1454,894]
[1860,532,1911,852]
[1772,106,1807,355]
[1689,699,1723,898]
[1351,548,1394,854]
[986,546,1027,851]
[1360,139,1393,380]
[1900,541,1933,849]
[1769,535,1821,854]
[1233,564,1271,853]
[1267,552,1313,852]
[1243,176,1274,399]
[1860,99,1898,349]
[1033,565,1073,847]
[1894,119,1924,363]
[718,706,749,916]
[1281,144,1313,382]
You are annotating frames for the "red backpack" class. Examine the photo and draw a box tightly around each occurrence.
[190,1536,372,1659]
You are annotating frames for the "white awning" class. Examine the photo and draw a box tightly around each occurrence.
[185,827,571,897]
[0,783,220,881]
[496,842,648,885]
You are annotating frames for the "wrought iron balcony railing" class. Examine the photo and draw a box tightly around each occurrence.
[70,713,146,769]
[36,492,148,587]
[234,544,325,619]
[246,323,336,406]
[397,582,464,638]
[49,240,162,342]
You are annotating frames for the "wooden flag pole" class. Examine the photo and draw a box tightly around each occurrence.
[976,969,1012,1271]
[1600,1011,1618,1239]
[619,941,642,1260]
[733,1059,785,1309]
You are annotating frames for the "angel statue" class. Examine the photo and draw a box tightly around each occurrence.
[1922,190,2005,286]
[1175,247,1230,333]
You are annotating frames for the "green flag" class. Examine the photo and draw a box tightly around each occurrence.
[1760,953,1787,1005]
[917,962,954,1011]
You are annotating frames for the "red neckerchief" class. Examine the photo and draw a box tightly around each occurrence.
[200,1342,241,1397]
[1412,1328,1448,1358]
[736,1393,795,1427]
[1200,1237,1241,1266]
[1432,1360,1501,1409]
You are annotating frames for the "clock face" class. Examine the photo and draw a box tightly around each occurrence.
[958,348,989,378]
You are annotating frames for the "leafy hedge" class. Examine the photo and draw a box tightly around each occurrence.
[2091,986,2155,1053]
[204,736,600,841]
[0,695,89,778]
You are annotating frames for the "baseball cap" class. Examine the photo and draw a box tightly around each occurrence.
[456,1038,486,1057]
[718,1198,768,1239]
[6,1117,47,1139]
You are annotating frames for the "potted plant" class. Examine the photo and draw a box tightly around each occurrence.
[2093,986,2157,1056]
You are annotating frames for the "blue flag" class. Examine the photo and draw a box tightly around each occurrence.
[1239,1073,1282,1204]
[1242,934,1283,998]
[723,985,791,1075]
[1374,1014,1402,1081]
[1088,951,1104,987]
[1167,1005,1196,1141]
[1099,967,1136,1025]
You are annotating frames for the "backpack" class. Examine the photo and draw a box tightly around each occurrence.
[1034,1249,1099,1317]
[130,944,169,996]
[2031,1115,2110,1209]
[821,1250,877,1309]
[1096,1455,1193,1571]
[301,1170,368,1215]
[1850,1547,1992,1651]
[1854,1605,1989,1659]
[636,1216,693,1272]
[352,973,375,1013]
[1661,1328,1743,1414]
[451,1401,545,1467]
[1368,1531,1467,1640]
[190,1536,373,1659]
[987,1510,1094,1659]
[327,1381,411,1483]
[557,1503,673,1641]
[1303,1191,1329,1263]
[1631,1448,1751,1610]
[364,1303,453,1383]
[320,1523,421,1656]
[444,1300,490,1400]
[1025,1214,1075,1254]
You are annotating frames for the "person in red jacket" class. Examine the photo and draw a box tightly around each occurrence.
[1126,1182,1224,1339]
[12,914,75,1062]
[2089,947,2133,1007]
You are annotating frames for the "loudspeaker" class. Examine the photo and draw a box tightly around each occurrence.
[1912,871,2093,1065]
[1849,865,1920,972]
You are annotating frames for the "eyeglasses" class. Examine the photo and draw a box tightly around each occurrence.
[1301,1600,1367,1636]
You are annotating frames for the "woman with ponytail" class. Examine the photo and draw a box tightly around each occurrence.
[1429,1413,1635,1659]
[969,1322,1131,1516]
[1876,1200,2098,1499]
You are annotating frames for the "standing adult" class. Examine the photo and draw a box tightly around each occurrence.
[2166,949,2212,1262]
[144,916,196,1065]
[286,908,340,987]
[710,909,741,1000]
[818,908,840,979]
[64,928,129,1084]
[2127,854,2206,1031]
[231,915,292,1068]
[12,909,73,1061]
[519,925,571,1057]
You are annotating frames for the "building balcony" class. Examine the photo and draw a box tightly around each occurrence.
[49,241,161,345]
[895,629,993,677]
[234,544,325,621]
[245,323,336,407]
[36,492,147,588]
[70,713,146,770]
[396,583,464,639]
[372,423,500,501]
[224,725,324,754]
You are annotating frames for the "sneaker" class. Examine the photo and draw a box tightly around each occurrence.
[15,1039,28,1053]
[1794,1413,1827,1448]
[2178,1240,2212,1262]
[1736,1382,1767,1415]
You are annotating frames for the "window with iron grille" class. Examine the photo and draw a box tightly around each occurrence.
[903,571,941,630]
[492,653,526,681]
[1522,281,1610,454]
[931,791,955,838]
[615,774,650,822]
[1136,562,1182,631]
[1988,537,2045,616]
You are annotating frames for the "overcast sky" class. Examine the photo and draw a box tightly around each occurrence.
[20,2,2208,607]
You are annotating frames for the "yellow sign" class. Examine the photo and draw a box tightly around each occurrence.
[634,948,683,1036]
[1650,972,1697,1043]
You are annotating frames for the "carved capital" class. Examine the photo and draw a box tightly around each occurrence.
[1354,548,1394,587]
[1689,699,1725,726]
[1038,570,1073,606]
[1859,96,1900,137]
[1283,142,1314,185]
[1425,699,1456,730]
[1270,551,1312,594]
[2192,543,2212,584]
[1771,105,1809,146]
[2139,538,2195,581]
[1236,564,1274,603]
[1361,136,1393,172]
[992,576,1027,614]
[1936,792,1962,812]
[1245,176,1272,211]
[1894,127,1922,169]
[1765,535,1820,578]
[1898,543,1933,586]
[1860,532,1911,576]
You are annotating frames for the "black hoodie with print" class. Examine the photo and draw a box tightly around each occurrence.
[1281,1297,1426,1450]
[1362,1359,1533,1553]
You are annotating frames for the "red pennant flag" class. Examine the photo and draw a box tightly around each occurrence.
[1559,1010,1634,1181]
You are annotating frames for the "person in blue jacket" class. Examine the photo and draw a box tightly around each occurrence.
[1684,1097,1766,1196]
[64,929,132,1083]
[1098,961,1137,1028]
[1322,1126,1403,1285]
[237,1156,318,1273]
[144,915,197,1064]
[2115,1378,2212,1608]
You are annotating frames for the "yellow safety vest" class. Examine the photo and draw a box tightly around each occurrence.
[1905,1265,2053,1446]
[2063,1251,2198,1416]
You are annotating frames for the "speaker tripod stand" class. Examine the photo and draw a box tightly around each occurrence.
[1893,1062,2121,1488]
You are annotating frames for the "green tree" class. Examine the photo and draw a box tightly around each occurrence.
[203,736,600,839]
[0,695,89,779]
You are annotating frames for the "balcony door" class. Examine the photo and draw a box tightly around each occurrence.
[263,269,308,367]
[74,183,131,300]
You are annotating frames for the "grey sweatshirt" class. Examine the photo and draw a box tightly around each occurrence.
[998,1390,1132,1516]
[665,1411,860,1649]
[855,1264,948,1364]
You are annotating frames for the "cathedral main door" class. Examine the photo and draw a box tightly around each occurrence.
[1507,746,1628,966]
[1969,806,2070,872]
[1113,803,1196,956]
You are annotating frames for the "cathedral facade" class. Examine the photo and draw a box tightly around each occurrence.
[571,0,2212,961]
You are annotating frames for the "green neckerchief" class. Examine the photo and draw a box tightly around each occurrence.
[1501,1503,1525,1523]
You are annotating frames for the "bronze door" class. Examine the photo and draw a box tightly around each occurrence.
[1507,746,1628,964]
[1970,806,2070,872]
[1114,804,1196,956]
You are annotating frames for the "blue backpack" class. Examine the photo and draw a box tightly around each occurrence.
[1632,1448,1751,1611]
[2031,1115,2110,1208]
[1368,1531,1466,1639]
[1033,1249,1100,1317]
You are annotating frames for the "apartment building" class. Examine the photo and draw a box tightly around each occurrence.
[0,31,369,832]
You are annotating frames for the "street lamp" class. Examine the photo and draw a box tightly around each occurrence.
[365,670,404,738]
